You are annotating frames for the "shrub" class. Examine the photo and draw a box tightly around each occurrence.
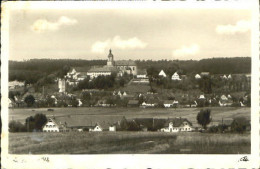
[231,117,249,133]
[9,120,26,132]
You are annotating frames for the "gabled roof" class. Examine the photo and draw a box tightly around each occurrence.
[128,100,139,105]
[50,115,122,129]
[137,69,147,75]
[164,118,192,127]
[115,60,136,66]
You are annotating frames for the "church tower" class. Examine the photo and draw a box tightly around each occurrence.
[107,49,114,66]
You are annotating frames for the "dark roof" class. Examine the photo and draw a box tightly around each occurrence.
[164,118,192,127]
[137,69,147,75]
[50,115,122,129]
[115,60,137,66]
[72,67,90,72]
[128,100,139,105]
[163,100,173,104]
[88,66,118,73]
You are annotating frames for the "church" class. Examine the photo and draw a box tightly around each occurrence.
[87,49,137,79]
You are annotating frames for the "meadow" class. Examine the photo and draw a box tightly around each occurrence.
[9,107,250,126]
[9,132,250,154]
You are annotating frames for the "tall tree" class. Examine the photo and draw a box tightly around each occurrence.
[24,95,35,107]
[197,109,211,129]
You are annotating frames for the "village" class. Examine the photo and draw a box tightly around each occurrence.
[8,50,251,135]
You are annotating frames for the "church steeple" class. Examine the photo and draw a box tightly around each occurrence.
[107,49,114,66]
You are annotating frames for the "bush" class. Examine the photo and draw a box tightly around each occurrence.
[231,117,249,133]
[9,120,26,132]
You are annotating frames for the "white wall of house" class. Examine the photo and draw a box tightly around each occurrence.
[109,126,116,131]
[87,72,111,79]
[137,74,147,79]
[43,121,59,132]
[164,103,173,108]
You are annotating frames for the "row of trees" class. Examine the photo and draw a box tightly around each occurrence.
[9,113,47,132]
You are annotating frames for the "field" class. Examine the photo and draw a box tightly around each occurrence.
[9,132,250,154]
[9,107,250,126]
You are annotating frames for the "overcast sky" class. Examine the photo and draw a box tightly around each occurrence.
[9,9,251,61]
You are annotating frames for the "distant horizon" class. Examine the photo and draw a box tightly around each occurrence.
[9,56,251,62]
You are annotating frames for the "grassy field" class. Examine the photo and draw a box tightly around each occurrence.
[9,107,250,126]
[9,132,250,154]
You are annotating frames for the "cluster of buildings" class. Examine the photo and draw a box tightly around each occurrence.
[42,116,195,133]
[61,49,138,89]
[42,115,247,133]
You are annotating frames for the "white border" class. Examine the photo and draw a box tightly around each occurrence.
[1,1,259,168]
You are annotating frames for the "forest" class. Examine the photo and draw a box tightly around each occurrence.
[9,57,251,85]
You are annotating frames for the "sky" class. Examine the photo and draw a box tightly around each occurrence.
[9,9,251,61]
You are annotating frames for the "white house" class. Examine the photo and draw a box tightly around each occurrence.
[195,74,201,79]
[159,70,167,77]
[220,95,228,101]
[42,118,60,132]
[199,95,205,99]
[222,75,227,79]
[163,100,173,108]
[171,72,181,81]
[161,118,193,132]
[77,99,83,107]
[137,69,147,79]
[109,125,116,131]
[89,124,103,132]
[228,74,232,79]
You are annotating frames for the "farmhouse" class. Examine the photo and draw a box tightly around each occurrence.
[161,118,193,132]
[171,72,181,81]
[195,74,201,79]
[42,116,121,132]
[163,100,173,108]
[136,69,147,79]
[158,70,167,77]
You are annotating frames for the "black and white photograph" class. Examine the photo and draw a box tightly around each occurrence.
[1,1,259,168]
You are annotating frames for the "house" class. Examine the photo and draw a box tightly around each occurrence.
[220,95,228,101]
[9,80,24,90]
[199,95,205,99]
[127,100,139,107]
[161,118,193,132]
[77,99,83,107]
[228,74,232,79]
[190,101,197,108]
[89,123,103,132]
[171,72,181,81]
[58,79,66,93]
[96,100,110,107]
[219,95,233,107]
[42,117,68,132]
[87,66,118,79]
[8,98,15,108]
[141,101,155,108]
[43,116,121,132]
[221,75,227,79]
[195,74,201,79]
[163,100,173,108]
[158,70,167,77]
[137,69,147,79]
[200,72,210,77]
